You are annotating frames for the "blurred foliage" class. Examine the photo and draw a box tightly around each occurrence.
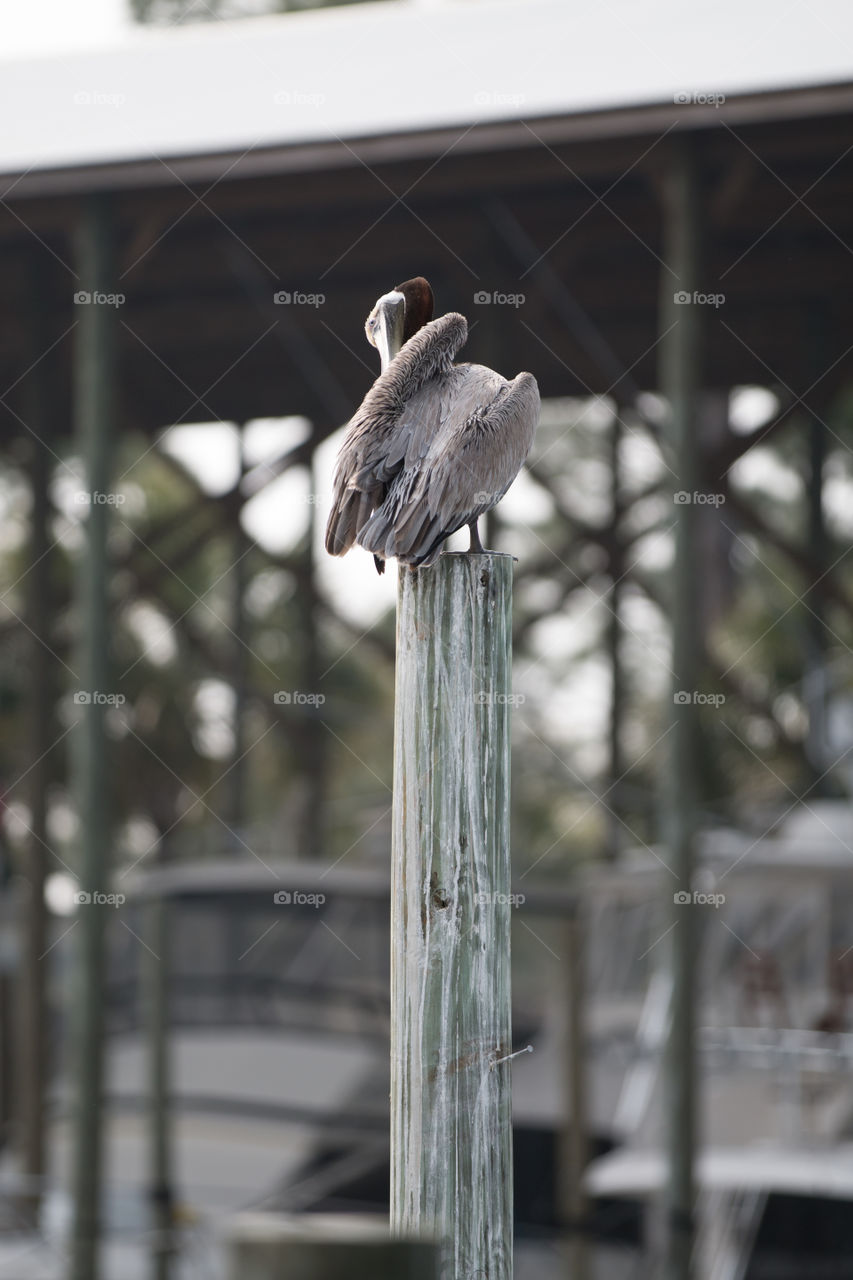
[1,384,852,888]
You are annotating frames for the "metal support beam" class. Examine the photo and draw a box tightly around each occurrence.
[558,905,589,1279]
[803,310,831,790]
[804,407,829,781]
[146,875,173,1280]
[606,412,624,858]
[228,425,249,843]
[659,134,703,1280]
[15,253,54,1225]
[294,445,326,860]
[69,192,117,1280]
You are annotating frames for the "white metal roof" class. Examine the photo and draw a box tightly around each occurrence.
[1,0,853,178]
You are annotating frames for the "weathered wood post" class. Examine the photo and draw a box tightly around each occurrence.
[391,552,514,1279]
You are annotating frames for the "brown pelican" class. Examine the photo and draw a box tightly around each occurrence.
[324,277,539,573]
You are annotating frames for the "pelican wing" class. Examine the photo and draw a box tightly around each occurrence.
[357,367,540,566]
[324,314,467,556]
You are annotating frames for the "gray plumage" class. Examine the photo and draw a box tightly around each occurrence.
[325,310,540,570]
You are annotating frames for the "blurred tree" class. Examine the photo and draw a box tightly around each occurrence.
[0,384,849,887]
[129,0,386,23]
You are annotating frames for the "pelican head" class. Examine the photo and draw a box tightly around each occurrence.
[365,276,434,372]
[365,290,405,373]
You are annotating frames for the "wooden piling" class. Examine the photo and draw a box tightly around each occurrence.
[390,552,514,1279]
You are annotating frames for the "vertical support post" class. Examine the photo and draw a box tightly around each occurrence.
[228,425,249,843]
[69,192,116,1280]
[146,876,173,1280]
[558,903,588,1280]
[16,253,53,1224]
[695,392,734,635]
[606,410,624,859]
[0,963,10,1154]
[295,440,326,861]
[804,409,828,779]
[803,308,829,788]
[391,553,514,1279]
[659,134,703,1280]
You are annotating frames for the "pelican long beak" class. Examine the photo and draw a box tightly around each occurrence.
[368,290,406,372]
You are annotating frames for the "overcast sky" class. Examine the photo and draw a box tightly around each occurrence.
[3,0,129,56]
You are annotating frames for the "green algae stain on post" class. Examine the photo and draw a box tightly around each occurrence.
[391,552,514,1280]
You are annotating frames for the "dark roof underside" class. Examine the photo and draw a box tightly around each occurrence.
[2,91,852,441]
